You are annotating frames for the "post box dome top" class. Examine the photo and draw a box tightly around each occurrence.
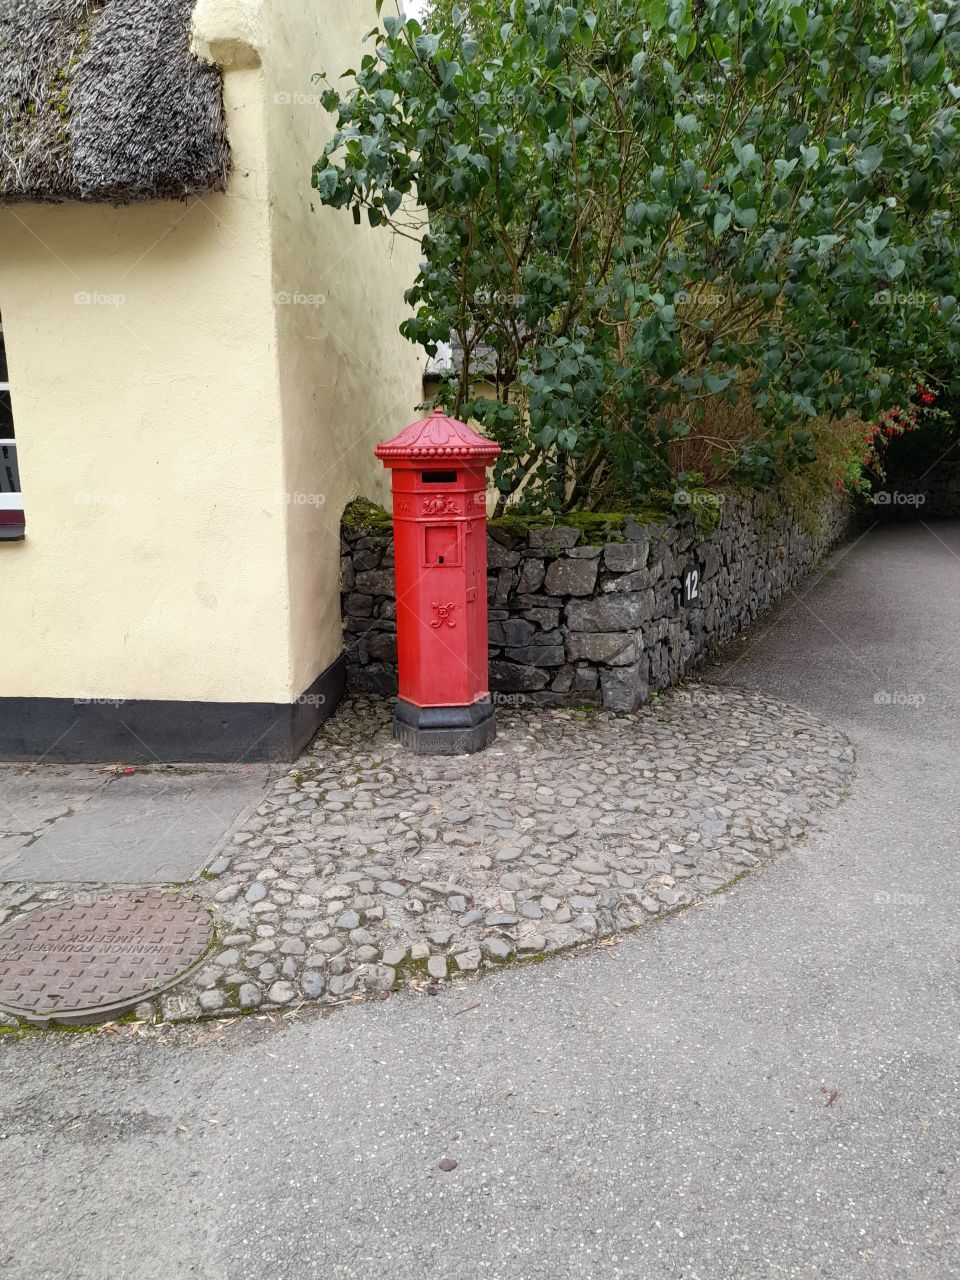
[375,409,501,465]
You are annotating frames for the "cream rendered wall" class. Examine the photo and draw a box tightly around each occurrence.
[1,0,422,709]
[194,0,424,700]
[0,66,295,703]
[243,0,424,696]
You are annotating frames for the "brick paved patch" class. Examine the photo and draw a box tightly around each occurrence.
[0,892,213,1025]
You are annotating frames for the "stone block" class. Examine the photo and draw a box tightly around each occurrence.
[572,665,598,693]
[514,594,563,609]
[344,615,381,634]
[489,619,536,646]
[565,632,641,666]
[602,568,654,592]
[529,527,580,550]
[544,557,599,596]
[551,665,575,693]
[365,632,397,662]
[603,542,648,572]
[487,540,522,569]
[489,661,551,692]
[355,664,397,695]
[517,558,546,593]
[355,569,396,597]
[566,591,654,631]
[600,660,649,711]
[353,547,381,572]
[493,567,515,607]
[505,645,565,667]
[488,523,521,548]
[524,608,560,629]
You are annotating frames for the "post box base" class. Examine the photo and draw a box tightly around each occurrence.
[393,697,496,756]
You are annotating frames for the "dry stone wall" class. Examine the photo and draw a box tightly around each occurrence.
[341,491,851,711]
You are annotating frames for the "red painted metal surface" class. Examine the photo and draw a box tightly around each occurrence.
[375,411,500,708]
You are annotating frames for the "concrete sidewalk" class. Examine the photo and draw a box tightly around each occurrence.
[0,763,273,884]
[0,520,957,1280]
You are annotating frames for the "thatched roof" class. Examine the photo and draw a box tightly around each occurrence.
[0,0,229,203]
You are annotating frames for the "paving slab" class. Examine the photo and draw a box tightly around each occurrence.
[0,765,109,872]
[0,765,272,884]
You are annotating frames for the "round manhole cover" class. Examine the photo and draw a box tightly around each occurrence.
[0,892,213,1026]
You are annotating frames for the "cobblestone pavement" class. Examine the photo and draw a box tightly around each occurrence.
[0,684,854,1024]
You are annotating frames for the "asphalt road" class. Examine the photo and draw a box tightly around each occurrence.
[1,519,957,1280]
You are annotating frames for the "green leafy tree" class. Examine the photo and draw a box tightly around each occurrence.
[314,0,960,512]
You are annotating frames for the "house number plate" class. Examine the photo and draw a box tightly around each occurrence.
[681,563,701,607]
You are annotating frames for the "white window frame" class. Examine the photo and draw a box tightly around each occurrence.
[0,318,24,535]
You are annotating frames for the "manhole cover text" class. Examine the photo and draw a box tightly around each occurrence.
[0,892,213,1025]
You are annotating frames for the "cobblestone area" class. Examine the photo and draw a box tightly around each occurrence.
[0,685,854,1025]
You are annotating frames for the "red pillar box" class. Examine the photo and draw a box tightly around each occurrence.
[375,410,500,754]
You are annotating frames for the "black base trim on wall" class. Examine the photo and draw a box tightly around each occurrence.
[0,653,346,764]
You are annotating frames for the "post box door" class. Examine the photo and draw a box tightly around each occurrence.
[423,523,461,567]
